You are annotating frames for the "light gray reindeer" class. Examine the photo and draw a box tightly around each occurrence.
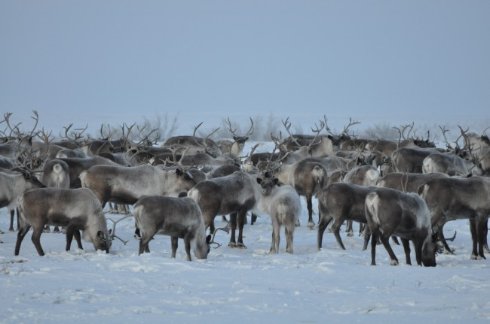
[256,175,301,254]
[0,168,45,232]
[15,188,111,256]
[80,164,197,207]
[134,195,211,260]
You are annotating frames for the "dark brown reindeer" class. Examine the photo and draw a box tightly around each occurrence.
[317,183,375,250]
[419,176,490,259]
[134,195,211,260]
[365,187,436,266]
[15,188,111,256]
[188,171,258,248]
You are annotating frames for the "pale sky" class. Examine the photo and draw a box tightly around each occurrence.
[1,1,489,136]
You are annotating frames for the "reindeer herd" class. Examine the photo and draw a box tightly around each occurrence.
[1,111,490,267]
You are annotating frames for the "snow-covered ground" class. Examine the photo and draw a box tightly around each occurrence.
[1,205,490,323]
[1,142,490,323]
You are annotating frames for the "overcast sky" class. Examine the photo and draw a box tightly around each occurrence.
[1,1,489,137]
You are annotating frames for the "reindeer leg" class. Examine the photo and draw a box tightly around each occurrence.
[171,236,178,258]
[306,194,315,229]
[477,215,487,259]
[269,218,279,254]
[9,209,15,232]
[139,235,151,255]
[380,235,398,266]
[251,213,257,225]
[14,225,31,256]
[65,226,75,251]
[74,230,83,250]
[401,238,412,265]
[184,235,192,261]
[228,213,237,247]
[317,216,332,250]
[469,218,479,260]
[483,219,489,253]
[332,219,346,250]
[345,220,354,237]
[370,230,378,266]
[285,225,294,254]
[362,226,371,251]
[236,210,247,248]
[31,226,45,256]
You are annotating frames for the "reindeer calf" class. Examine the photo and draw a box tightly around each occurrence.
[256,176,301,254]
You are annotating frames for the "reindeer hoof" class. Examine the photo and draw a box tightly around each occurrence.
[228,242,237,248]
[390,259,399,266]
[236,243,247,249]
[346,231,354,237]
[307,221,315,229]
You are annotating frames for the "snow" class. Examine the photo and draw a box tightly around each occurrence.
[1,142,490,323]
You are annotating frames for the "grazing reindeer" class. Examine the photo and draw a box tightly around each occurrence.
[317,183,374,250]
[256,175,301,254]
[419,176,490,259]
[365,187,436,266]
[15,188,111,256]
[134,195,211,260]
[80,164,197,207]
[0,169,45,231]
[188,171,257,248]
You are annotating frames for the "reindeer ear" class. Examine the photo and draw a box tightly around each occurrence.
[97,230,104,239]
[176,168,184,176]
[206,234,212,244]
[256,177,263,184]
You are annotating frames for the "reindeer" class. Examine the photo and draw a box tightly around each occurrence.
[163,122,221,158]
[255,175,301,253]
[317,183,375,250]
[342,165,380,236]
[377,172,449,193]
[419,176,490,259]
[52,156,118,188]
[41,159,70,189]
[134,195,211,260]
[273,158,326,228]
[391,146,440,173]
[15,188,111,256]
[277,117,334,161]
[365,187,436,266]
[0,169,45,232]
[80,164,197,208]
[188,171,257,248]
[422,152,479,176]
[218,117,254,158]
